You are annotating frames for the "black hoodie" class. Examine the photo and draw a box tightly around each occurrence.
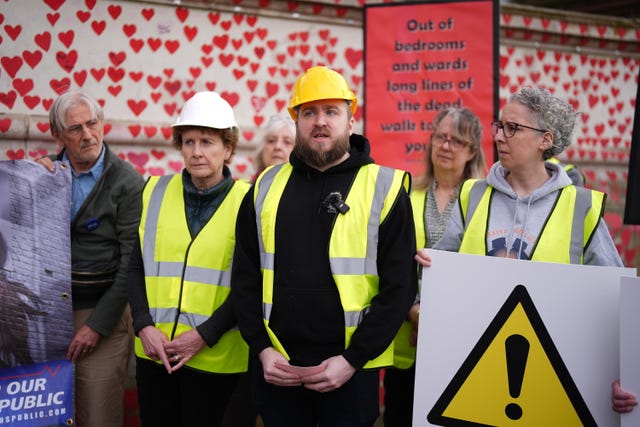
[232,134,417,369]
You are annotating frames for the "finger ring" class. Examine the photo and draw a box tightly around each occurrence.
[82,349,88,353]
[174,355,181,361]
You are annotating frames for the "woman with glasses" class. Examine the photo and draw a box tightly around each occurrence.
[417,86,628,416]
[429,86,622,266]
[384,107,486,427]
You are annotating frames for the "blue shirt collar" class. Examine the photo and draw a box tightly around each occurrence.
[62,144,106,178]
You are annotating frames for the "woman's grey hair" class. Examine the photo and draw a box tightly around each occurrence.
[509,86,579,160]
[49,89,104,135]
[254,115,296,172]
[413,107,487,191]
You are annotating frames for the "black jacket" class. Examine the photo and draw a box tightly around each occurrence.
[231,134,417,369]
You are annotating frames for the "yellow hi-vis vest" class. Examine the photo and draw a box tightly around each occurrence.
[254,162,410,369]
[135,175,250,373]
[458,179,605,263]
[547,157,579,175]
[391,188,427,369]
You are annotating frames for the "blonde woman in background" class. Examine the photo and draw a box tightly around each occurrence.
[384,107,487,427]
[252,115,296,181]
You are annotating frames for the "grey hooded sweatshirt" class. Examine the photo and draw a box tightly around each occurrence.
[435,161,623,267]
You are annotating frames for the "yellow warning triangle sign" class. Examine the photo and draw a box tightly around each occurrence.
[427,285,596,426]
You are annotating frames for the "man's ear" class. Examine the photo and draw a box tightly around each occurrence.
[51,131,65,151]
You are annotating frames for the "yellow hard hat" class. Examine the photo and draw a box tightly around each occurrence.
[288,66,357,120]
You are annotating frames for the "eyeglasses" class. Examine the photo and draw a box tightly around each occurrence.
[431,133,469,151]
[491,121,548,138]
[64,119,101,137]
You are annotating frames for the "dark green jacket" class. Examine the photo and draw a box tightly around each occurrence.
[52,143,144,336]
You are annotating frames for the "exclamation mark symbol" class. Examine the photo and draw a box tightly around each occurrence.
[505,334,530,420]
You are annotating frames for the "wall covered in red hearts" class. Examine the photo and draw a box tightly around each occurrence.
[497,4,640,270]
[0,0,365,179]
[0,0,639,268]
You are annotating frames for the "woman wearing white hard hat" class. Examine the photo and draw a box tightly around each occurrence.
[127,91,250,426]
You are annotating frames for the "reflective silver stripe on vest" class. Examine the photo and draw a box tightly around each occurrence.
[142,175,231,287]
[329,166,397,329]
[464,181,592,263]
[257,165,397,325]
[345,306,371,328]
[570,188,592,264]
[329,166,396,277]
[142,176,231,287]
[254,164,284,271]
[151,307,239,330]
[464,180,488,226]
[143,177,231,324]
[263,302,272,321]
[142,175,175,276]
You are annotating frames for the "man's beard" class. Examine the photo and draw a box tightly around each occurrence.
[293,130,350,169]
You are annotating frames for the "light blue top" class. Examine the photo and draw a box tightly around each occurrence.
[63,145,105,219]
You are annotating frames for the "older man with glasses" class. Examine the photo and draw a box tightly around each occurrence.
[39,89,144,427]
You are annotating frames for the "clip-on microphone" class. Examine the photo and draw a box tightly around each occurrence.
[324,192,350,214]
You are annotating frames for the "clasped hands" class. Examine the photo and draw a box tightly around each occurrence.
[259,347,356,393]
[139,326,205,373]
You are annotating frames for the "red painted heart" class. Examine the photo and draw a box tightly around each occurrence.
[6,149,26,160]
[44,0,64,11]
[168,161,183,173]
[56,50,78,73]
[220,91,239,107]
[108,4,122,20]
[91,20,106,35]
[12,78,33,96]
[1,56,23,78]
[141,8,154,21]
[5,24,22,41]
[76,10,90,23]
[127,99,148,116]
[129,38,144,52]
[109,51,126,66]
[23,50,42,68]
[34,31,51,51]
[0,118,11,132]
[46,13,60,26]
[50,77,71,94]
[127,151,150,167]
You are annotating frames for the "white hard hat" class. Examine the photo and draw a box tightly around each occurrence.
[172,91,238,129]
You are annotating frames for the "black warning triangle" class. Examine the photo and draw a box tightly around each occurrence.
[426,284,596,426]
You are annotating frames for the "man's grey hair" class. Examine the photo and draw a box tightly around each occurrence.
[49,89,104,135]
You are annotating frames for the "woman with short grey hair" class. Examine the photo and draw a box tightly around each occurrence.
[508,86,578,160]
[252,114,295,180]
[433,85,622,265]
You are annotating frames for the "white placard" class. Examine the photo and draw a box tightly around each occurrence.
[413,250,634,427]
[620,275,640,427]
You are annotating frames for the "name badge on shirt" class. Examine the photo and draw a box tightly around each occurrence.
[85,217,100,231]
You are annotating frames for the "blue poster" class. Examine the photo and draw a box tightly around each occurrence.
[0,160,74,426]
[0,361,73,426]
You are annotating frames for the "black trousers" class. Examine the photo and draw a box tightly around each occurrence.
[253,361,380,427]
[222,370,258,427]
[136,357,240,427]
[383,365,415,427]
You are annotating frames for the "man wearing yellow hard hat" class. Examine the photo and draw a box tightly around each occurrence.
[232,66,417,426]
